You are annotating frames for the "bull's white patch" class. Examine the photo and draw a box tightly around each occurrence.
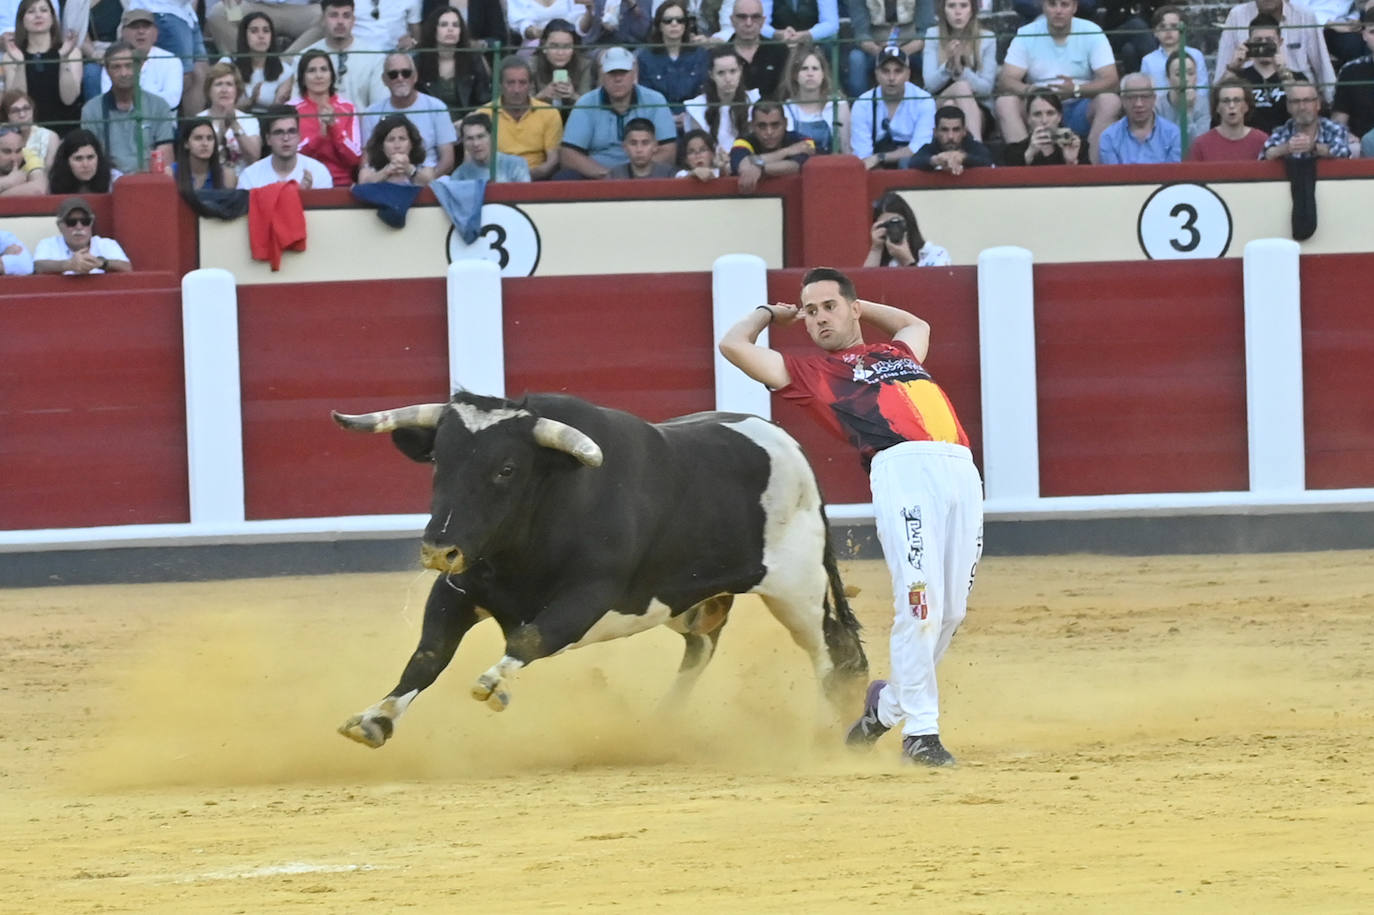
[449,402,530,432]
[569,600,674,650]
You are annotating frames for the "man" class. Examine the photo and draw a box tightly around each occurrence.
[481,56,562,181]
[363,52,456,176]
[140,0,211,113]
[207,0,321,62]
[1261,76,1354,158]
[1186,77,1272,161]
[238,106,335,189]
[298,0,387,111]
[718,268,983,768]
[82,40,177,174]
[558,46,676,180]
[1214,0,1337,103]
[0,126,49,195]
[0,226,34,275]
[454,113,530,182]
[33,197,132,275]
[1333,9,1374,147]
[608,117,678,179]
[347,0,420,50]
[1001,88,1090,165]
[726,0,788,99]
[845,0,924,97]
[1226,14,1310,135]
[996,0,1122,164]
[728,100,814,192]
[910,106,995,174]
[713,0,840,45]
[97,9,183,110]
[1099,72,1182,164]
[849,46,935,170]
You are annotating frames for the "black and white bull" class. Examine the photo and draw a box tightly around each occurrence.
[332,391,867,748]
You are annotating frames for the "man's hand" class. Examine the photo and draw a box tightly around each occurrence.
[3,243,20,255]
[1051,75,1075,98]
[737,158,762,192]
[760,302,802,326]
[1,32,22,63]
[1288,131,1313,155]
[300,170,314,189]
[60,29,79,56]
[933,150,966,174]
[70,250,102,274]
[862,153,882,170]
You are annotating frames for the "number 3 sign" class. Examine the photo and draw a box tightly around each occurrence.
[1137,183,1232,259]
[446,203,542,276]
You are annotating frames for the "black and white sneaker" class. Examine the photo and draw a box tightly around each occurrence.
[844,679,890,748]
[902,733,956,767]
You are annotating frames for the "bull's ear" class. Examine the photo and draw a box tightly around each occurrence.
[391,427,438,463]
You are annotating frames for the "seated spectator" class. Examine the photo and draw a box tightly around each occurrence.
[729,99,814,193]
[364,51,457,176]
[510,0,582,48]
[1333,10,1374,148]
[221,12,293,112]
[238,105,334,188]
[173,117,236,191]
[359,113,436,183]
[98,9,182,111]
[1187,77,1270,160]
[415,6,492,120]
[1092,0,1158,78]
[453,111,529,181]
[1215,0,1336,104]
[864,191,950,267]
[482,55,562,179]
[207,1,321,70]
[558,46,676,179]
[1225,15,1309,135]
[676,127,719,179]
[1099,72,1182,163]
[294,49,363,186]
[1261,76,1353,157]
[0,226,34,275]
[532,19,592,124]
[442,0,511,50]
[146,0,210,114]
[80,41,176,173]
[996,0,1121,164]
[48,128,117,192]
[724,0,787,99]
[910,105,993,173]
[1001,88,1089,164]
[0,124,48,194]
[685,46,760,166]
[298,0,389,111]
[1140,6,1208,94]
[1,89,59,169]
[768,0,839,45]
[851,46,935,170]
[0,0,81,131]
[1315,0,1371,70]
[197,62,262,178]
[1154,53,1210,143]
[780,42,850,154]
[608,116,678,179]
[576,0,652,48]
[33,197,131,274]
[635,1,709,132]
[846,0,927,99]
[923,0,996,141]
[349,0,422,50]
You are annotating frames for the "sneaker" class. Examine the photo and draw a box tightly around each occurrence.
[844,679,889,748]
[902,733,956,767]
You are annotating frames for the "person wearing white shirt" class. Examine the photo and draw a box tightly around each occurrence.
[237,106,335,189]
[1213,0,1339,103]
[297,0,388,110]
[99,9,184,110]
[138,0,211,111]
[0,228,35,275]
[33,197,132,275]
[349,0,422,50]
[850,46,935,168]
[362,52,457,173]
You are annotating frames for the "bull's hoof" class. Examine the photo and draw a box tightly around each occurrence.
[338,713,393,748]
[471,675,510,712]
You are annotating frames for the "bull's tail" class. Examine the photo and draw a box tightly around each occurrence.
[819,505,868,693]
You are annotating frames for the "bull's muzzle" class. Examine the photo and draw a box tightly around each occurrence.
[420,542,467,574]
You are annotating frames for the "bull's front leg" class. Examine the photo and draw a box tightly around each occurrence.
[339,575,480,748]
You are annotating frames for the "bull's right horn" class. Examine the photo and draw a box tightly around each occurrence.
[332,403,447,433]
[532,418,603,467]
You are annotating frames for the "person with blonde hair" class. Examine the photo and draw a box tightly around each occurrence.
[923,0,994,140]
[779,42,849,154]
[196,61,262,176]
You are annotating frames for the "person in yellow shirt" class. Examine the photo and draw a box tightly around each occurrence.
[480,56,562,180]
[0,125,47,196]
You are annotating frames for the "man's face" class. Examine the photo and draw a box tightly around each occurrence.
[1215,86,1248,126]
[876,60,908,98]
[58,208,94,251]
[501,67,531,106]
[1153,11,1181,48]
[324,4,354,40]
[731,0,765,40]
[462,124,491,163]
[1248,26,1280,61]
[266,117,300,158]
[623,129,656,167]
[106,51,137,91]
[1255,0,1282,17]
[799,280,861,351]
[1122,82,1155,125]
[1364,22,1374,54]
[0,133,22,176]
[122,19,157,51]
[1287,85,1321,127]
[601,67,636,102]
[751,109,786,151]
[935,116,965,150]
[1043,0,1077,29]
[384,54,416,101]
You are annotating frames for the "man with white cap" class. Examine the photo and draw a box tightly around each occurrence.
[33,197,132,275]
[98,8,184,110]
[557,46,677,179]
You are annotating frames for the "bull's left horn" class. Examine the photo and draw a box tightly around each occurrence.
[332,403,447,433]
[532,418,603,467]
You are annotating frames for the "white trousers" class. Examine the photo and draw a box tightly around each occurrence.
[870,441,984,737]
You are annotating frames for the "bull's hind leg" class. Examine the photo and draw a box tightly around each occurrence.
[661,595,732,709]
[758,566,850,716]
[339,576,480,748]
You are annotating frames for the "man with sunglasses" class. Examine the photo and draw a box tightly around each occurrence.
[238,106,335,189]
[362,52,457,176]
[33,198,131,275]
[298,0,388,109]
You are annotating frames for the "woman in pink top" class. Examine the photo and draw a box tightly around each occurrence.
[293,49,362,186]
[1186,78,1269,162]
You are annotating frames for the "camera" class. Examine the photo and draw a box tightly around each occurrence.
[1053,127,1076,145]
[883,218,906,246]
[1244,38,1277,58]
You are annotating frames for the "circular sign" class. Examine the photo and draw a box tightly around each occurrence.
[1137,183,1232,260]
[446,203,541,276]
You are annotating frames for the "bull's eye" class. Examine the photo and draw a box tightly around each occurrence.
[494,463,516,482]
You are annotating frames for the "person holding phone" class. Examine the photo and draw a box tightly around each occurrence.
[1212,0,1337,103]
[863,191,949,267]
[1226,13,1309,134]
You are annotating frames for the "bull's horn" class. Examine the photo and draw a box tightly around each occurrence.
[532,418,603,467]
[332,404,447,433]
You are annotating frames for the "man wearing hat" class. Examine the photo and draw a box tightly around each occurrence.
[82,40,177,174]
[33,198,132,276]
[849,46,935,170]
[557,46,676,179]
[97,8,184,110]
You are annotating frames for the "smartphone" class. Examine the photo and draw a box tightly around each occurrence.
[552,68,569,83]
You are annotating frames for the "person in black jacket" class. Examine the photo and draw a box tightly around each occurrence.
[909,105,993,173]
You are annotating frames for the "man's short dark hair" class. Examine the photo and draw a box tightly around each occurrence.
[752,99,783,118]
[1248,12,1280,31]
[322,0,355,10]
[104,39,135,63]
[261,104,299,134]
[623,117,655,138]
[461,112,492,134]
[935,105,965,125]
[800,267,857,301]
[1150,4,1182,27]
[499,55,533,81]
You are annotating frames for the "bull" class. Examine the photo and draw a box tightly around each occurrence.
[333,391,868,748]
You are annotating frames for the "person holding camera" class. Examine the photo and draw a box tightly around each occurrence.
[1001,88,1090,165]
[909,105,994,174]
[1227,14,1309,135]
[863,191,950,267]
[1214,0,1336,103]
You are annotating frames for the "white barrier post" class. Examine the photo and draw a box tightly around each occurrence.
[1243,238,1305,493]
[447,259,504,397]
[182,268,245,524]
[977,246,1040,503]
[712,254,771,418]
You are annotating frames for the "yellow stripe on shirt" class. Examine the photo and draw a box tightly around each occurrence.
[900,379,960,443]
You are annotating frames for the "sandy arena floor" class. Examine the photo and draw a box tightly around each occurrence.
[2,550,1372,913]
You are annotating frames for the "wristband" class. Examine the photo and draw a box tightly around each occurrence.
[755,305,774,323]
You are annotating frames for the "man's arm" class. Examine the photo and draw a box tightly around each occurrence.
[909,140,939,170]
[718,304,794,390]
[434,141,456,177]
[858,299,930,361]
[653,140,676,164]
[559,144,609,178]
[1081,61,1120,96]
[531,144,560,179]
[997,60,1031,100]
[7,166,49,195]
